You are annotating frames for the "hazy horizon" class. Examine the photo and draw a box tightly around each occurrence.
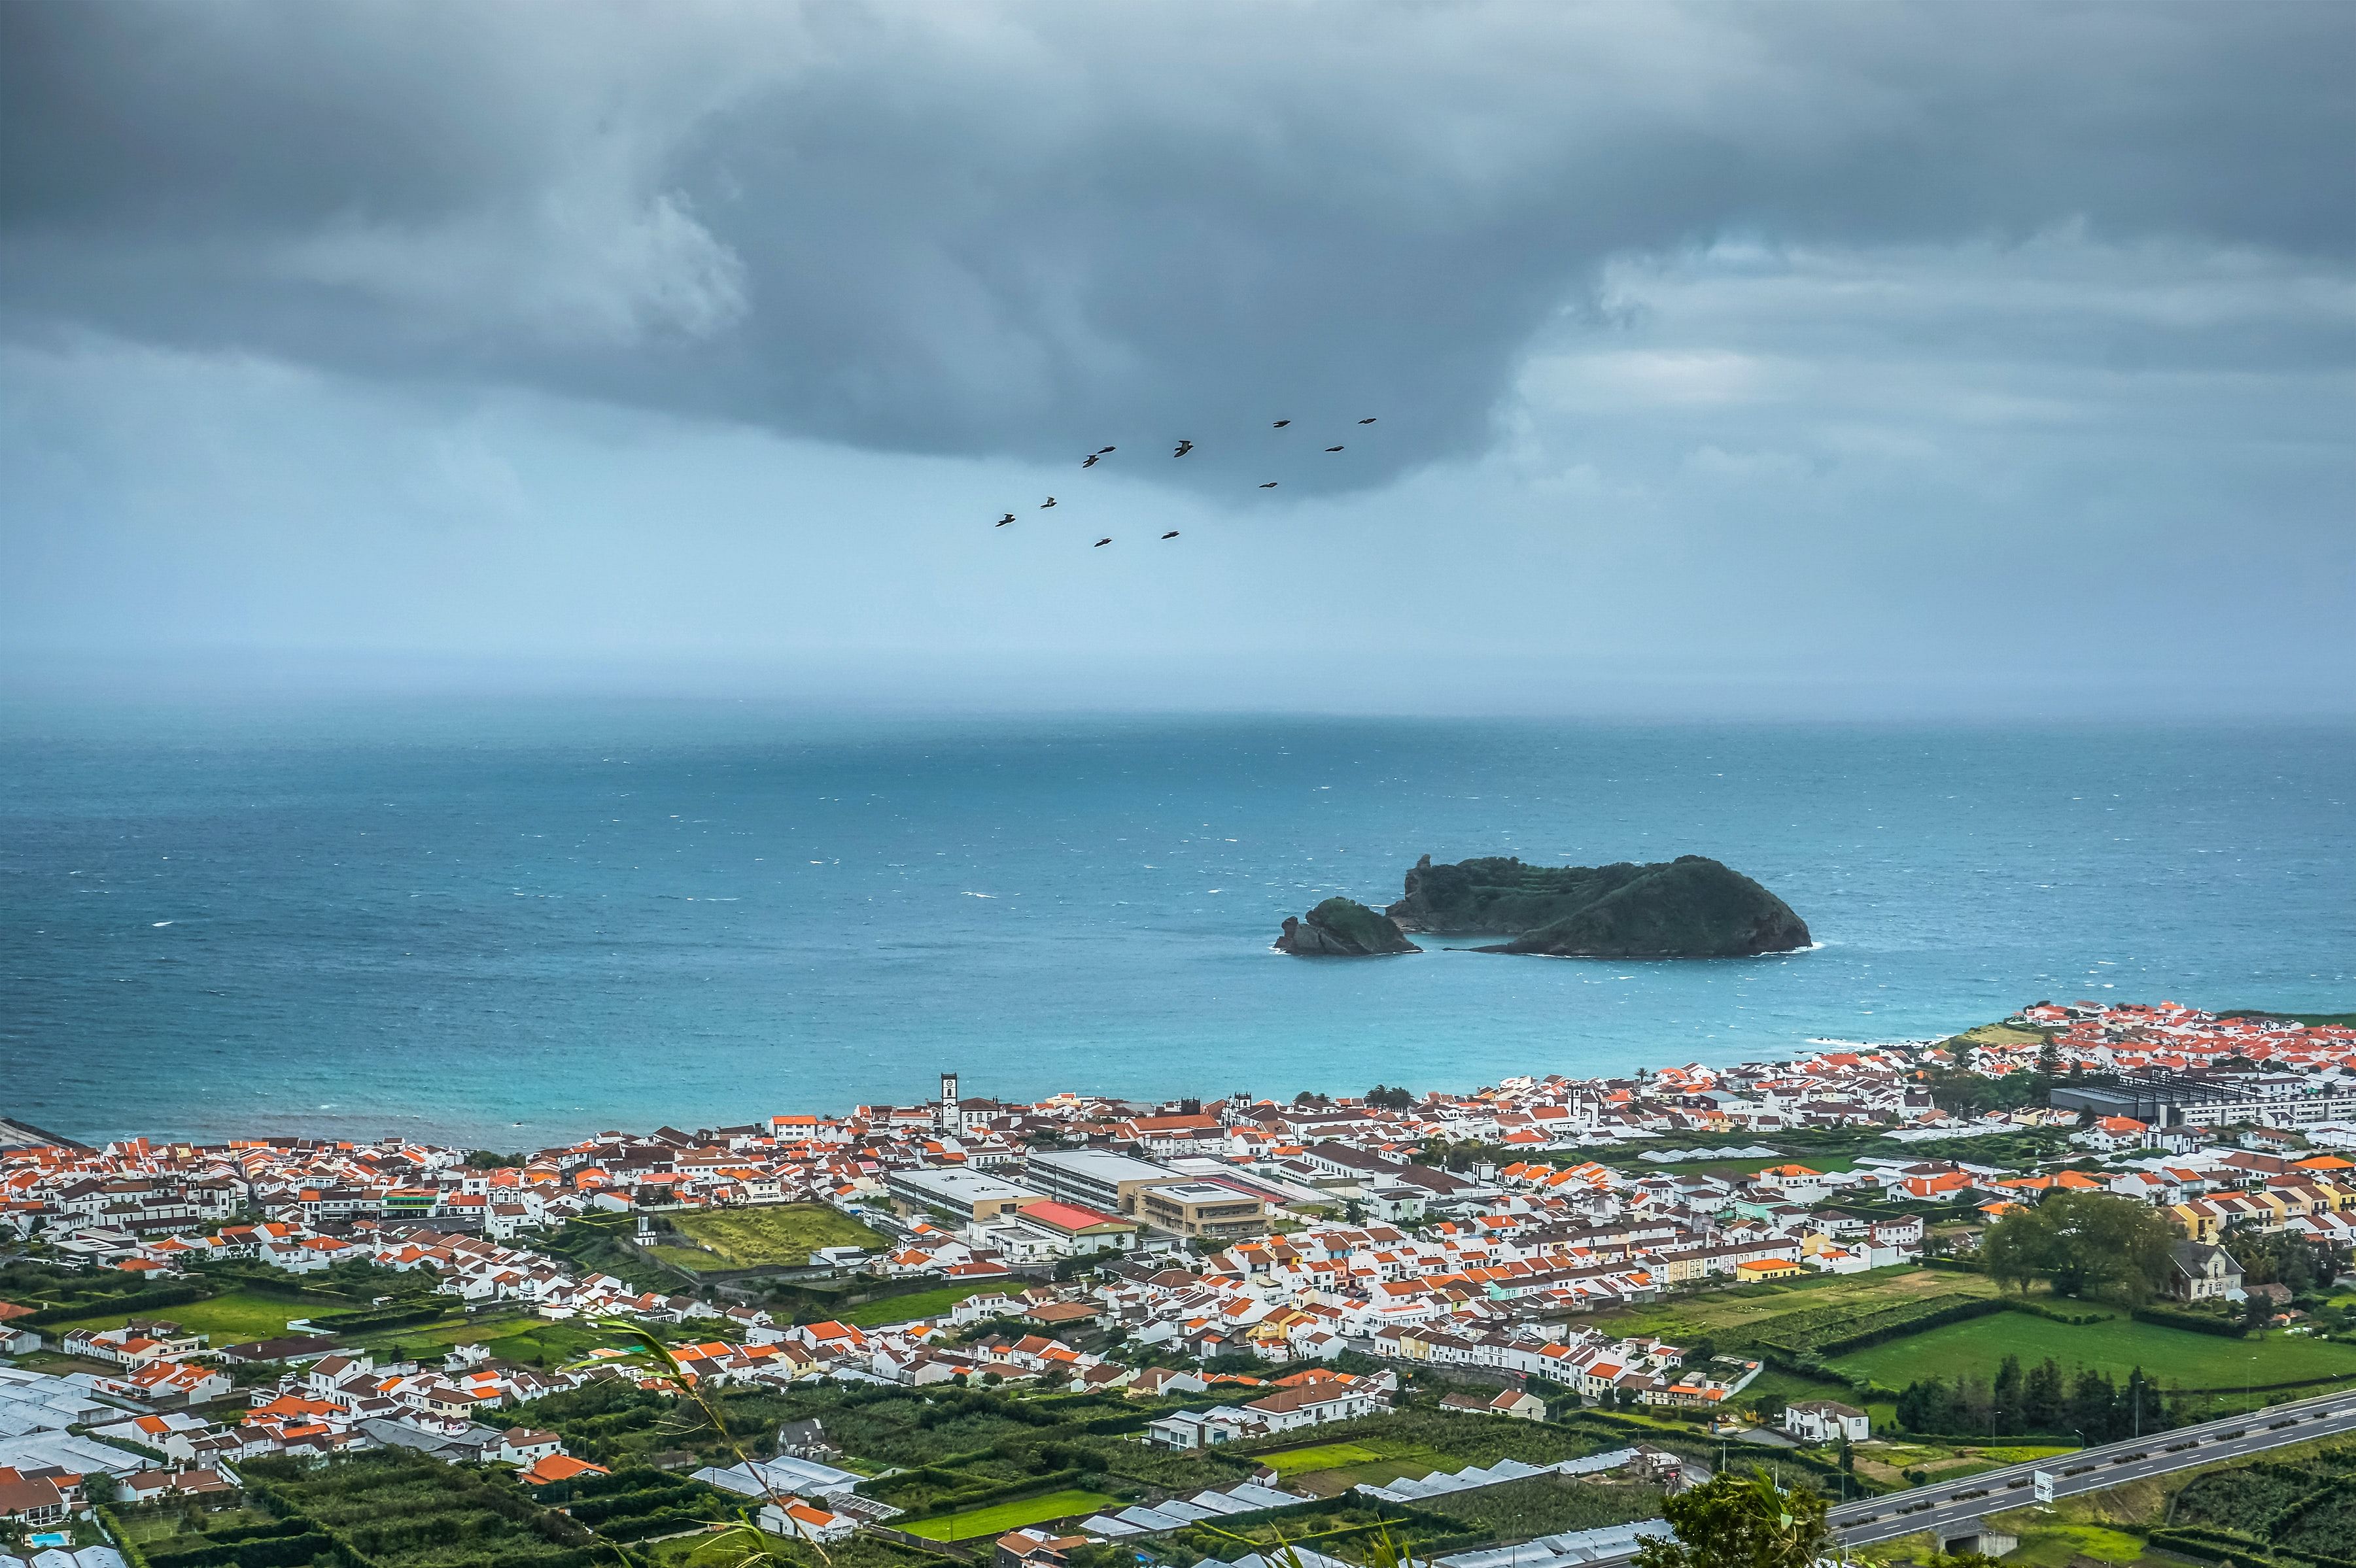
[5,2,2351,716]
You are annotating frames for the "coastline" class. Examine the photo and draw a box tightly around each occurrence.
[10,998,2349,1155]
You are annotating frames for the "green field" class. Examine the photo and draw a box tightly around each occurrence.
[346,1312,634,1367]
[898,1489,1118,1541]
[113,1506,279,1549]
[1262,1442,1390,1477]
[846,1282,1018,1327]
[38,1289,634,1370]
[44,1287,309,1343]
[1739,1365,1863,1412]
[1836,1312,2356,1391]
[648,1204,887,1273]
[1592,1265,2000,1344]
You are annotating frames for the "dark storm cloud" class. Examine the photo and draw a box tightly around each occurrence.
[3,1,2350,486]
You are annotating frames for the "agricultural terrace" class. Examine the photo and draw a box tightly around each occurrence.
[644,1203,886,1272]
[1836,1310,2356,1392]
[236,1449,593,1568]
[644,1533,941,1568]
[1424,1473,1668,1541]
[1247,1409,1595,1497]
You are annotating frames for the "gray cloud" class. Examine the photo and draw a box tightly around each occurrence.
[5,1,2350,488]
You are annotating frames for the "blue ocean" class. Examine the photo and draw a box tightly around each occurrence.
[4,703,2352,1149]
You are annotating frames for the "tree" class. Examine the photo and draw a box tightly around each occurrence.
[1981,1190,2175,1303]
[2023,1357,2066,1432]
[2034,1038,2062,1093]
[1635,1466,1829,1568]
[2226,1228,2342,1296]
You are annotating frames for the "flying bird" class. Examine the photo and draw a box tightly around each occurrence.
[1173,439,1194,457]
[1259,481,1279,488]
[1094,537,1113,547]
[1097,446,1116,454]
[1325,445,1344,452]
[1161,531,1180,540]
[1081,454,1100,468]
[996,513,1015,526]
[1359,417,1377,424]
[1272,419,1291,428]
[1041,496,1057,508]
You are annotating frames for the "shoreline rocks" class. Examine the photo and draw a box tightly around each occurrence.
[1275,897,1423,957]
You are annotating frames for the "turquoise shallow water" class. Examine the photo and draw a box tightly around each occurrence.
[3,703,2351,1148]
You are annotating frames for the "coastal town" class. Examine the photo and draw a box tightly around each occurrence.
[6,997,2356,1568]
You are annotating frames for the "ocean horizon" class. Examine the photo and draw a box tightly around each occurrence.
[5,700,2351,1150]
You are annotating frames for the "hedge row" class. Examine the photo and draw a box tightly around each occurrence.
[2144,1525,2282,1568]
[564,1480,716,1527]
[99,1506,153,1568]
[1801,1296,2011,1359]
[301,1302,449,1333]
[2147,1520,2356,1568]
[146,1529,337,1568]
[165,1518,313,1549]
[24,1282,211,1327]
[530,1463,678,1505]
[600,1506,736,1543]
[2134,1305,2249,1338]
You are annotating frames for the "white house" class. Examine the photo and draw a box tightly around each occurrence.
[1783,1400,1869,1443]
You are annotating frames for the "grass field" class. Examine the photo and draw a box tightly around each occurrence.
[41,1287,633,1374]
[344,1312,633,1367]
[1261,1442,1389,1477]
[1836,1311,2356,1390]
[114,1507,277,1546]
[1256,1436,1470,1496]
[1977,1513,2151,1567]
[898,1489,1119,1540]
[648,1204,886,1273]
[846,1282,1018,1327]
[1739,1366,1863,1412]
[43,1287,308,1343]
[1592,1265,1999,1343]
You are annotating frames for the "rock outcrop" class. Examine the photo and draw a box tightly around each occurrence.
[1275,897,1423,957]
[1387,853,1810,958]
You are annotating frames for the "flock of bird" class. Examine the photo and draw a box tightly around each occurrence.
[990,417,1378,549]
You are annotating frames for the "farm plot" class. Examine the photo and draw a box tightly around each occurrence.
[650,1204,886,1272]
[898,1490,1120,1541]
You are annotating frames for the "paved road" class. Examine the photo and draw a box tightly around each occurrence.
[1830,1386,2356,1546]
[1563,1386,2356,1565]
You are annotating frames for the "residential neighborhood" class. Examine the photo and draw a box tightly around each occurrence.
[7,998,2356,1566]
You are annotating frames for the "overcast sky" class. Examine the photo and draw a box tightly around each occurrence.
[4,1,2351,714]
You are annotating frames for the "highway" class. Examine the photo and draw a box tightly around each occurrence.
[1828,1386,2356,1546]
[1544,1386,2356,1567]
